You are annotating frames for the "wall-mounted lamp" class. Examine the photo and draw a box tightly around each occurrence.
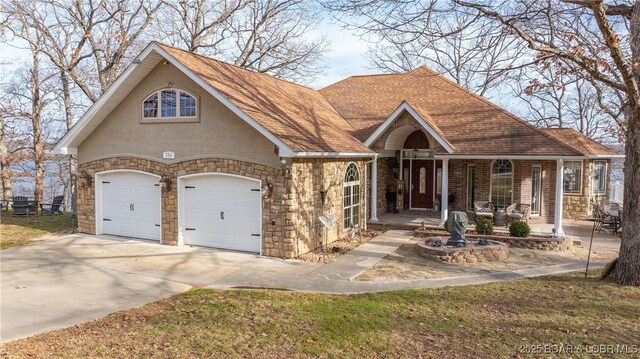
[274,145,280,156]
[412,149,419,159]
[319,186,328,206]
[262,180,273,198]
[78,170,92,188]
[159,173,172,193]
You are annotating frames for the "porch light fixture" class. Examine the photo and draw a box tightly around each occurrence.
[274,145,279,156]
[78,170,92,188]
[319,186,328,206]
[159,173,172,193]
[262,180,273,198]
[412,149,419,158]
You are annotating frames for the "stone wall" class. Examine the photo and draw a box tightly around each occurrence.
[77,156,365,259]
[562,159,611,220]
[288,158,367,257]
[416,237,509,264]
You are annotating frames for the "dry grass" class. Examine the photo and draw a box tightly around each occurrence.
[2,270,638,358]
[0,211,74,249]
[296,229,385,263]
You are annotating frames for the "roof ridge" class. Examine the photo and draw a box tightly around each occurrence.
[154,41,318,92]
[320,69,418,90]
[425,70,583,156]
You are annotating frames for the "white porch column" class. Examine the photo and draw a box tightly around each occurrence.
[441,159,449,225]
[554,159,565,236]
[370,155,379,222]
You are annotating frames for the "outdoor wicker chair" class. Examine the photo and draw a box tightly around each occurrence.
[473,201,494,222]
[505,203,530,227]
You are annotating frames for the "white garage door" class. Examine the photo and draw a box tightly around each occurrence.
[99,171,161,241]
[182,174,261,253]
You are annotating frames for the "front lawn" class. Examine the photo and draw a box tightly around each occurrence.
[0,211,74,249]
[2,271,638,358]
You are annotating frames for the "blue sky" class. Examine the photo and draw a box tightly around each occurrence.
[308,19,381,88]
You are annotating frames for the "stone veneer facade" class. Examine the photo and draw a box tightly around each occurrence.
[77,157,366,258]
[562,159,611,220]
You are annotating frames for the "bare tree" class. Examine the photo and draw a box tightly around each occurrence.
[510,65,617,142]
[0,112,15,200]
[5,0,160,102]
[3,0,159,211]
[155,0,329,83]
[325,0,533,95]
[328,0,640,286]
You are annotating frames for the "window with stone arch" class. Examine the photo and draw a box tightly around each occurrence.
[343,163,361,229]
[490,159,513,210]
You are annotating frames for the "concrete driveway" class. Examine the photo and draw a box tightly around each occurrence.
[0,234,319,342]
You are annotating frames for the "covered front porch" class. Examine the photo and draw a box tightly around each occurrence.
[365,104,569,237]
[370,211,557,235]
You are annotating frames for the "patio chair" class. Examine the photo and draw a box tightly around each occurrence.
[473,201,494,222]
[505,203,530,227]
[11,196,31,217]
[594,206,617,233]
[41,195,64,215]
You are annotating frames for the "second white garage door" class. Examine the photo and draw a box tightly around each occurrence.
[182,174,262,253]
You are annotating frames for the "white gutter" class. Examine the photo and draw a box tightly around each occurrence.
[436,154,591,160]
[436,154,624,160]
[292,152,375,158]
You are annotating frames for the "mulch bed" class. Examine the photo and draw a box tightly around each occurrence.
[296,229,385,263]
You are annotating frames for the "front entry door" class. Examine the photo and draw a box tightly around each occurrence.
[410,160,434,208]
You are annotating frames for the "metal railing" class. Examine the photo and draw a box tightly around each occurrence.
[611,181,624,204]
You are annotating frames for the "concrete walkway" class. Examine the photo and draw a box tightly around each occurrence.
[209,229,609,294]
[0,234,319,342]
[1,228,611,342]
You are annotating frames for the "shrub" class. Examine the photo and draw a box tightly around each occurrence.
[509,221,531,237]
[475,218,494,235]
[443,217,449,232]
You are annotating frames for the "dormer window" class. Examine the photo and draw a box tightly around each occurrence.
[142,89,197,119]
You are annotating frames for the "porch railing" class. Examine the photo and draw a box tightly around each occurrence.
[611,181,624,204]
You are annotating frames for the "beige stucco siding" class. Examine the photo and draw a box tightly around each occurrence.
[77,62,281,167]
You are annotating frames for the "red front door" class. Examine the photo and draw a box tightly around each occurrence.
[410,160,434,208]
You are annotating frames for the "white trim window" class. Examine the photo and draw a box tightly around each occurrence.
[531,166,541,215]
[143,88,197,119]
[563,160,582,194]
[343,163,361,229]
[592,160,607,195]
[491,159,513,210]
[467,165,475,210]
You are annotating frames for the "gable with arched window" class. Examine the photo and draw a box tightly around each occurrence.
[343,163,361,229]
[490,159,513,210]
[142,88,197,120]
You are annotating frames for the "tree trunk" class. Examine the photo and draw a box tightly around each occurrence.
[60,70,77,212]
[31,47,44,210]
[612,107,640,285]
[610,2,640,286]
[0,114,13,200]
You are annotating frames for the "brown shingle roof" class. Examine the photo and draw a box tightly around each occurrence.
[539,128,620,156]
[157,43,372,154]
[320,67,583,156]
